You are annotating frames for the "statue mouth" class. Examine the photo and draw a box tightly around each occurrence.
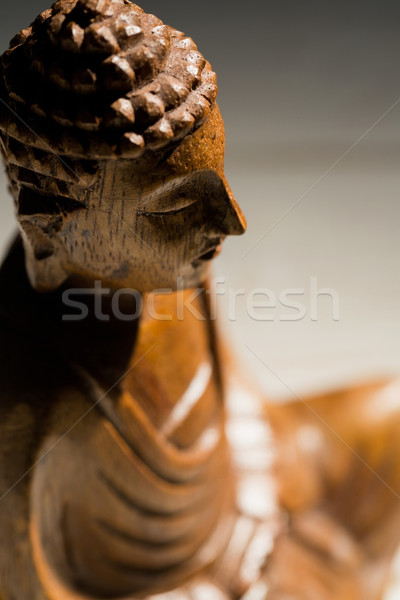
[192,240,223,267]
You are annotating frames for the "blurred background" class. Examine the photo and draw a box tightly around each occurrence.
[1,0,400,595]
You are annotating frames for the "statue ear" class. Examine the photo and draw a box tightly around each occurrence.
[15,185,87,292]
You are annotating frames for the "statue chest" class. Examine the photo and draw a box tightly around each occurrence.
[25,290,230,599]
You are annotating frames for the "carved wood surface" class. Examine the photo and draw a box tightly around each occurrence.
[0,2,400,599]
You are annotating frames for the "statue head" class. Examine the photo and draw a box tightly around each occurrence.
[0,0,246,292]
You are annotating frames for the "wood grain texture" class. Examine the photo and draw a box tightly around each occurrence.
[0,1,400,599]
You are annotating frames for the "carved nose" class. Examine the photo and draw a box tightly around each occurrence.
[221,176,247,236]
[224,198,247,236]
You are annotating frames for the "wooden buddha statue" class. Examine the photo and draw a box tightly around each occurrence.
[0,1,400,599]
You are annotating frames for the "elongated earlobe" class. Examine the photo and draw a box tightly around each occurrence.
[20,221,69,292]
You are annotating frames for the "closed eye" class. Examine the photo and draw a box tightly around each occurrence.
[137,195,197,216]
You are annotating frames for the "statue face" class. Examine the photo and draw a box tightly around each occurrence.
[8,106,246,292]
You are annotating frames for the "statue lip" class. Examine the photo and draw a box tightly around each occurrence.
[191,240,224,267]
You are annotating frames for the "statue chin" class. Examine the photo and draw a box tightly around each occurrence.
[26,260,212,296]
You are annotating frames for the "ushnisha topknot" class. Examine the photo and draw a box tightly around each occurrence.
[0,0,218,159]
